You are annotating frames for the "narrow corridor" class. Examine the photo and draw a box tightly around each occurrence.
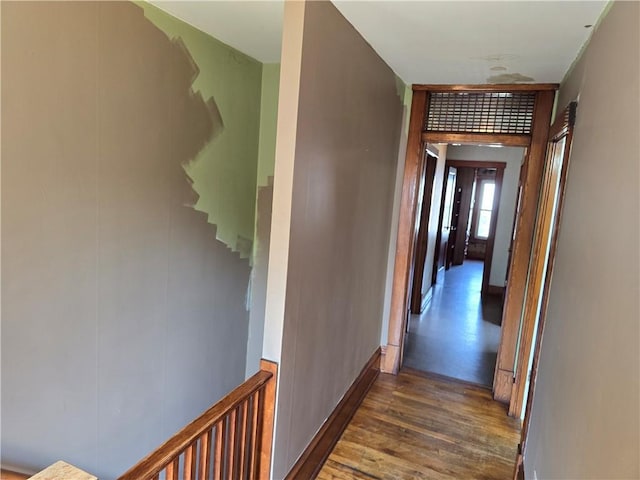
[403,260,503,387]
[317,370,520,479]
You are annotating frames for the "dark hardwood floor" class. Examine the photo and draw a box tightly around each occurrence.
[404,260,503,387]
[317,369,520,480]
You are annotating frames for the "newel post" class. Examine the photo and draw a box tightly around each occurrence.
[258,359,278,480]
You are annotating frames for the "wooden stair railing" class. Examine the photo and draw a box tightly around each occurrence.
[0,470,31,480]
[118,359,277,480]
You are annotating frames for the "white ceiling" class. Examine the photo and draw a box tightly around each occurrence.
[149,1,284,63]
[150,0,608,84]
[332,1,608,84]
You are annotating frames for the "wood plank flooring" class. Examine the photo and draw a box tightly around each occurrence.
[317,369,520,480]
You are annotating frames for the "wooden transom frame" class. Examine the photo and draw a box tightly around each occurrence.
[382,84,557,411]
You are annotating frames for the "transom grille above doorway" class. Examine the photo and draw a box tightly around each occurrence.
[425,91,536,134]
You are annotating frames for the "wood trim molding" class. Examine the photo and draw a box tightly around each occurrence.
[259,359,278,480]
[0,470,32,480]
[420,286,433,313]
[446,160,507,170]
[517,102,577,432]
[423,132,530,147]
[383,90,428,374]
[413,83,559,92]
[493,90,556,405]
[422,132,531,147]
[410,153,438,314]
[384,86,557,389]
[513,446,525,480]
[485,285,506,296]
[284,348,381,480]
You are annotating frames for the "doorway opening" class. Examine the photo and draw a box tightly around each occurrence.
[404,145,525,387]
[382,84,558,419]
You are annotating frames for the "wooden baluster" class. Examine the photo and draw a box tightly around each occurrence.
[184,443,197,479]
[115,367,276,480]
[254,388,266,479]
[238,400,249,479]
[166,457,179,480]
[198,429,212,480]
[248,392,260,479]
[214,420,224,480]
[226,409,237,480]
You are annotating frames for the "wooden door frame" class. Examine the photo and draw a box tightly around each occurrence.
[410,152,438,314]
[382,84,557,414]
[512,102,576,480]
[513,102,577,429]
[445,159,507,296]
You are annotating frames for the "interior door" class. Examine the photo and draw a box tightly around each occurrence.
[446,177,462,269]
[433,167,457,284]
[410,153,438,314]
[450,167,475,266]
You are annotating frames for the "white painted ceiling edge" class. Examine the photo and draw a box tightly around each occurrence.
[149,0,608,84]
[148,0,284,64]
[332,0,609,84]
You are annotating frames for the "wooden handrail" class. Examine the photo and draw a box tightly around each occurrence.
[119,360,277,480]
[0,470,31,480]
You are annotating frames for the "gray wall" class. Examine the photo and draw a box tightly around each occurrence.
[447,145,525,287]
[524,2,639,478]
[271,2,404,477]
[1,3,256,478]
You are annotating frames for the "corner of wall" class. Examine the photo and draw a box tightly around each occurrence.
[380,79,412,347]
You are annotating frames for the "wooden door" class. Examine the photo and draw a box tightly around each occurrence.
[410,153,438,314]
[446,177,462,269]
[433,167,457,284]
[450,168,475,266]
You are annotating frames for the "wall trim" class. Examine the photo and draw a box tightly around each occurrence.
[284,347,381,479]
[485,285,506,296]
[446,159,508,170]
[420,286,433,313]
[513,446,525,480]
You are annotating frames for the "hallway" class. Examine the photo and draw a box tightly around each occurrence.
[317,369,520,480]
[403,260,503,387]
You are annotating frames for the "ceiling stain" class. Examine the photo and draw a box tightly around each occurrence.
[472,53,521,62]
[487,72,535,84]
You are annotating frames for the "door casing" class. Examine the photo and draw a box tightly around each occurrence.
[382,84,557,413]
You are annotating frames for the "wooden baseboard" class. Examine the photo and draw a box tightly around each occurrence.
[493,368,513,403]
[420,287,433,314]
[285,347,381,480]
[513,446,525,480]
[485,285,506,296]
